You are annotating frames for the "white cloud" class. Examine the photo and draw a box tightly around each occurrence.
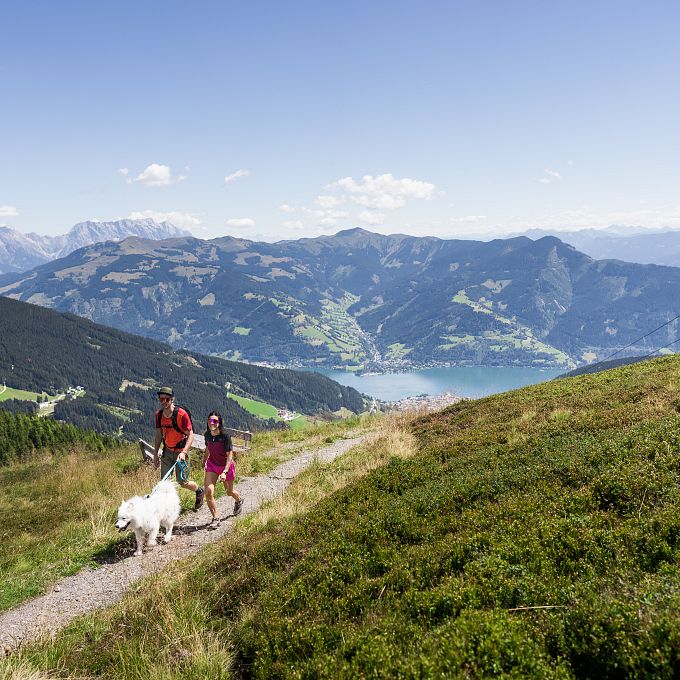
[118,168,132,185]
[283,220,305,230]
[531,206,680,231]
[538,168,562,184]
[318,216,339,227]
[279,204,294,213]
[225,218,255,229]
[316,195,340,209]
[443,205,680,239]
[0,205,19,217]
[129,164,185,187]
[358,210,385,225]
[329,173,436,210]
[224,169,250,185]
[127,210,201,229]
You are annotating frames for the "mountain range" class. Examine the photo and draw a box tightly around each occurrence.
[0,219,190,274]
[518,226,680,267]
[2,228,679,370]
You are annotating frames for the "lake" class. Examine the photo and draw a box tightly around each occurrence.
[316,366,564,401]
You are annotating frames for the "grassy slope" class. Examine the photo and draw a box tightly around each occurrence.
[0,386,52,402]
[0,417,372,614]
[229,393,309,430]
[0,444,149,611]
[9,356,680,678]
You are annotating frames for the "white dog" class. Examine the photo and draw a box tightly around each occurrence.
[116,480,181,556]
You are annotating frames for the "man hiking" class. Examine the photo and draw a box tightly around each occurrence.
[153,386,204,511]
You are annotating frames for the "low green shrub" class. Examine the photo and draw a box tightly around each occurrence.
[12,356,680,678]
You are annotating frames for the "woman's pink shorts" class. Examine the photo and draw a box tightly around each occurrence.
[205,459,236,481]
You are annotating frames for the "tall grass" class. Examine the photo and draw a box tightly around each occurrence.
[243,412,417,529]
[237,413,379,476]
[0,414,379,614]
[5,412,416,678]
[0,660,57,680]
[8,357,680,677]
[0,444,156,611]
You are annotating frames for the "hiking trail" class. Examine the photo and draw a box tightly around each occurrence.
[0,434,372,653]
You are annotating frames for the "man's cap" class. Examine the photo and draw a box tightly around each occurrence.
[157,386,174,397]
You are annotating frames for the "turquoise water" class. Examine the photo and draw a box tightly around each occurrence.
[316,366,564,401]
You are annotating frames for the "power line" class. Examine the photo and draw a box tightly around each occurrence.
[599,312,680,363]
[641,336,680,360]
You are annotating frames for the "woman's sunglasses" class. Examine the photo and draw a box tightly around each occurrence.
[208,418,219,424]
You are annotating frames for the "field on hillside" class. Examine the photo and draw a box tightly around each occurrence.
[230,393,309,430]
[0,385,52,402]
[0,415,374,614]
[5,356,680,678]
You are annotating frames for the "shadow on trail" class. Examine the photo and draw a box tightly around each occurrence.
[91,514,215,565]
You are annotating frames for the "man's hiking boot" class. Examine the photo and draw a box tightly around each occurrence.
[207,517,220,531]
[233,498,243,516]
[194,486,205,512]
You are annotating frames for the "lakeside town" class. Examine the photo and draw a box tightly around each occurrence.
[376,391,461,414]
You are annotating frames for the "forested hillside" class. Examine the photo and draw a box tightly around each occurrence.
[0,297,364,440]
[0,408,120,466]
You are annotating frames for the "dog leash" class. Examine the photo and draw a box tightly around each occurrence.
[147,459,190,496]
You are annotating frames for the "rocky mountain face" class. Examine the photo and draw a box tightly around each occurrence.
[519,227,680,267]
[1,228,679,369]
[0,219,190,274]
[0,228,53,273]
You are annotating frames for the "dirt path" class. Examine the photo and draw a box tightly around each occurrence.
[0,434,371,653]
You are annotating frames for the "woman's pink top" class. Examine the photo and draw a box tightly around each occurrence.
[205,432,232,467]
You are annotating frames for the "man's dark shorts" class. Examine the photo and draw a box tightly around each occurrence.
[161,448,189,483]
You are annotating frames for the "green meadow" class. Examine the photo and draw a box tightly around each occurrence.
[0,385,53,402]
[229,393,308,430]
[5,356,680,677]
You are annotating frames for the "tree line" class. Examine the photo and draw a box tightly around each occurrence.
[0,408,121,466]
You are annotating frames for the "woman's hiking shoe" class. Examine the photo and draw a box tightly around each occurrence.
[194,487,205,511]
[233,498,243,516]
[207,517,221,531]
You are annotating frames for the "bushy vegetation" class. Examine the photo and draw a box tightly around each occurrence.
[8,356,680,678]
[0,398,38,415]
[0,408,119,466]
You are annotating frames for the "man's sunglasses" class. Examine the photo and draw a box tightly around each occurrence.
[158,396,172,402]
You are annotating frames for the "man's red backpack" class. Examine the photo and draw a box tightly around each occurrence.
[156,405,193,450]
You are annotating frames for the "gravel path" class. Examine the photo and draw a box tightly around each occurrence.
[0,435,371,653]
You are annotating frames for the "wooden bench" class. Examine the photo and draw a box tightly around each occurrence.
[223,427,253,452]
[139,427,252,463]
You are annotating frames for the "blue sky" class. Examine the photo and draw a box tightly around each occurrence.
[2,1,680,240]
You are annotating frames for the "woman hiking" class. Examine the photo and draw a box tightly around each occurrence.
[203,411,243,529]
